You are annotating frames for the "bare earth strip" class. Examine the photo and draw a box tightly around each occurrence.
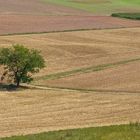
[0,15,140,35]
[0,0,89,16]
[0,89,140,138]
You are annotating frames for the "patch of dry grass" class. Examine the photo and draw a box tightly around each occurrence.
[0,89,140,138]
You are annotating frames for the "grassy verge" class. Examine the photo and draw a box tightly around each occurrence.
[34,58,140,81]
[1,123,140,140]
[111,13,140,20]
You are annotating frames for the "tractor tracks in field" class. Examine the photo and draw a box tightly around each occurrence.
[24,84,140,95]
[35,57,140,81]
[24,57,140,95]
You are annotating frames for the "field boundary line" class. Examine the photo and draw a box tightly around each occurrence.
[0,26,140,36]
[24,84,140,95]
[34,57,140,81]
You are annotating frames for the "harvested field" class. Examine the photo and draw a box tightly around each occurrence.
[0,15,140,35]
[0,0,140,138]
[0,28,140,138]
[40,61,140,92]
[0,89,139,138]
[0,27,140,92]
[0,28,140,76]
[29,28,140,92]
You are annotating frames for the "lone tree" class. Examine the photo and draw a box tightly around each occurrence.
[0,44,45,87]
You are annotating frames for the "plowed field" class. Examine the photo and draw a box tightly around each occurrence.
[0,15,140,35]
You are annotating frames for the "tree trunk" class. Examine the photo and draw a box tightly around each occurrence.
[14,71,20,88]
[15,74,20,88]
[16,79,20,88]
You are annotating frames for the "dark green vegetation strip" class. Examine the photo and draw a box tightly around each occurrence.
[1,123,140,140]
[112,13,140,20]
[35,58,140,81]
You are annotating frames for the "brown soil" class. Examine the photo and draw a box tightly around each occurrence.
[0,15,140,35]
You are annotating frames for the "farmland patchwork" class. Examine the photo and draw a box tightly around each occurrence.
[0,0,140,139]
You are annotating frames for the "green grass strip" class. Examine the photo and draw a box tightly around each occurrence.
[1,123,140,140]
[35,58,140,81]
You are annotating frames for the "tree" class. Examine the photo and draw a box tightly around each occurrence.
[0,44,45,87]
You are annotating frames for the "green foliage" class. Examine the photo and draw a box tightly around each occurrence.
[1,123,140,140]
[111,13,140,20]
[0,44,45,87]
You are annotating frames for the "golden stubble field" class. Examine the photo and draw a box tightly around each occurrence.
[0,27,140,75]
[0,89,140,138]
[0,28,140,137]
[0,27,140,89]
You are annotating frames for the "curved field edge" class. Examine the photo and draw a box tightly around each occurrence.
[1,123,140,140]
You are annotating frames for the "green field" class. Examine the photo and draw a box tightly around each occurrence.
[43,0,140,14]
[1,123,140,140]
[112,13,140,20]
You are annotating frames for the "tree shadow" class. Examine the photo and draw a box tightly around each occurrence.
[0,83,31,91]
[0,83,18,91]
[0,83,32,92]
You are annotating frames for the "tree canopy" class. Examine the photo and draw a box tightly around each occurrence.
[0,44,45,87]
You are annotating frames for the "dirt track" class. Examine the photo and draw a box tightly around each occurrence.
[0,89,139,138]
[0,15,140,35]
